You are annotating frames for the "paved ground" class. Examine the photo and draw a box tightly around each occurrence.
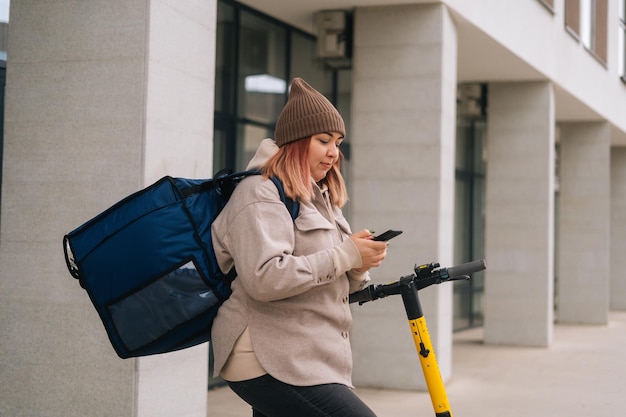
[207,311,626,417]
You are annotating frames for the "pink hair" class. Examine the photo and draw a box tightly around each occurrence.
[263,138,348,207]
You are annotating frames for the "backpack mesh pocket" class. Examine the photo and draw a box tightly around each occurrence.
[107,259,219,351]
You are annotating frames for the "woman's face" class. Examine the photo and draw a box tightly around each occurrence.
[307,132,343,182]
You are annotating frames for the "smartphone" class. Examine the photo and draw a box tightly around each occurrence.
[372,229,403,241]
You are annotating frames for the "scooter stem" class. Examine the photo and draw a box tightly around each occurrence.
[401,279,452,417]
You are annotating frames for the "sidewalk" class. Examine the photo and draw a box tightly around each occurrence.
[207,311,626,417]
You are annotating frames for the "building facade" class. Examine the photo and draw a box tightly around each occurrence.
[1,0,625,416]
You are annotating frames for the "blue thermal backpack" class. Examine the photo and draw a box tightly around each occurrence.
[63,169,298,359]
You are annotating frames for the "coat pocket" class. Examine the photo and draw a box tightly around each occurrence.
[294,211,335,233]
[293,212,336,255]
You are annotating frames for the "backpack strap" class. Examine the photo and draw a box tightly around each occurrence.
[211,168,299,221]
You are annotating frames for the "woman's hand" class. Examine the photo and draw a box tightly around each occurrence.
[350,229,388,273]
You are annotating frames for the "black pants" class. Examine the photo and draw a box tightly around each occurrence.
[227,374,378,417]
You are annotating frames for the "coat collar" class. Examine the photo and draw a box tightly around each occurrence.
[246,138,279,170]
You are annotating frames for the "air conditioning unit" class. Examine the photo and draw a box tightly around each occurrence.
[314,10,352,68]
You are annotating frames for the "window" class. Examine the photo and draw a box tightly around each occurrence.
[0,64,4,219]
[0,23,5,221]
[593,0,608,63]
[454,84,487,331]
[566,0,608,64]
[580,0,608,63]
[213,0,337,173]
[237,12,287,126]
[565,0,580,37]
[580,0,594,48]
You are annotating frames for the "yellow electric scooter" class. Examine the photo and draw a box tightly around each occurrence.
[349,259,487,417]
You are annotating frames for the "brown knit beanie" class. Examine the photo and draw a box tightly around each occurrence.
[274,78,345,147]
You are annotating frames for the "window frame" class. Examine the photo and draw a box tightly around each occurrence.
[565,0,581,39]
[537,0,556,14]
[566,0,608,66]
[591,0,608,64]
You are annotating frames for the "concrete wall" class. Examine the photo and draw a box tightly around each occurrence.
[0,1,216,416]
[557,122,610,324]
[484,82,555,347]
[349,3,457,390]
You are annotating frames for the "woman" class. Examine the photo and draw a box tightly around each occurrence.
[211,78,388,417]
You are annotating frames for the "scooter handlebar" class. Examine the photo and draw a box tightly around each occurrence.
[444,259,486,280]
[349,259,486,305]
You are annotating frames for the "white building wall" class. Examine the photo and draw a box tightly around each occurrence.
[349,3,457,389]
[142,0,217,184]
[0,1,217,416]
[136,2,216,416]
[444,0,626,141]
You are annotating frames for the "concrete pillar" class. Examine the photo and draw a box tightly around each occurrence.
[611,147,626,310]
[484,82,555,347]
[0,1,216,416]
[350,4,457,390]
[557,123,610,324]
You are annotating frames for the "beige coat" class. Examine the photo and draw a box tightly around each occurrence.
[210,139,369,387]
